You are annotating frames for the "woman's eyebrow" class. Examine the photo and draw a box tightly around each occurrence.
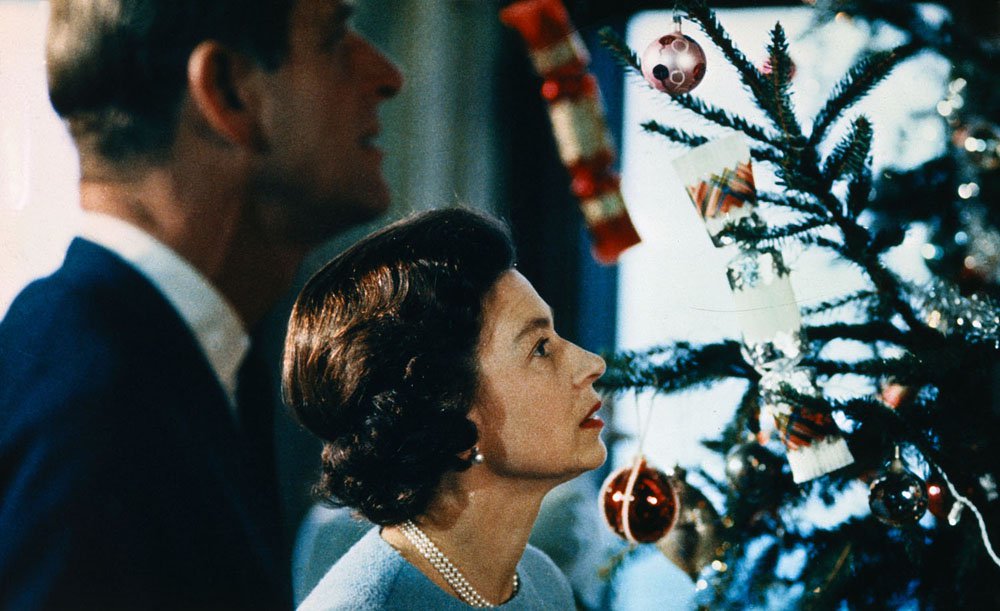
[513,313,554,344]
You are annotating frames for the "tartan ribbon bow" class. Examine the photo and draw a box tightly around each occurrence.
[685,160,757,219]
[771,405,840,451]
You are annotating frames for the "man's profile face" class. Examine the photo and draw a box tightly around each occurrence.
[256,0,403,244]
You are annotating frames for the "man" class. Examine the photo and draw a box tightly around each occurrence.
[0,0,402,608]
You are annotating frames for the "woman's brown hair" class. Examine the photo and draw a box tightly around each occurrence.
[283,208,516,525]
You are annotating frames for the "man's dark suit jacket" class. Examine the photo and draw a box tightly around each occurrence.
[0,239,290,610]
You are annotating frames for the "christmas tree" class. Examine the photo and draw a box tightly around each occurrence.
[584,0,1000,608]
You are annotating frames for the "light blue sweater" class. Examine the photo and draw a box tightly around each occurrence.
[298,527,576,610]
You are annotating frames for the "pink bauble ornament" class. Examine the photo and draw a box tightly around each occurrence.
[641,17,707,95]
[759,56,796,80]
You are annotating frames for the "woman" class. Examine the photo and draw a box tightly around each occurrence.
[284,208,606,609]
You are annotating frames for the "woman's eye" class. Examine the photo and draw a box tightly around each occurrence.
[533,338,550,357]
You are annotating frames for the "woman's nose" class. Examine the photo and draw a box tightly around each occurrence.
[575,345,606,386]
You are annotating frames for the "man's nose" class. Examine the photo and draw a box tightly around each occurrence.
[365,39,403,99]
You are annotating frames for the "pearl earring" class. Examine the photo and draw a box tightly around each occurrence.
[471,447,484,464]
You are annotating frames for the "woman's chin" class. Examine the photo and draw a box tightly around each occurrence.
[587,442,609,471]
[573,441,608,475]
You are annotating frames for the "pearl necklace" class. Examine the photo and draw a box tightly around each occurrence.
[399,519,519,608]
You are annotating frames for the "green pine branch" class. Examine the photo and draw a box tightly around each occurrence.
[810,235,850,257]
[747,543,783,607]
[641,120,709,148]
[757,191,830,218]
[773,158,827,194]
[801,290,880,317]
[679,0,802,139]
[603,2,935,346]
[815,0,1000,69]
[765,23,802,139]
[597,341,752,394]
[668,94,783,148]
[641,121,785,165]
[718,216,834,249]
[597,27,641,74]
[808,187,935,339]
[750,145,786,166]
[600,3,1000,606]
[598,25,785,150]
[845,164,874,219]
[808,45,914,147]
[829,394,970,498]
[808,354,921,379]
[821,116,874,184]
[805,321,914,349]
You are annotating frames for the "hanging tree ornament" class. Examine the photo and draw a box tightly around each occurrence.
[759,55,796,80]
[655,467,723,581]
[726,246,805,372]
[673,134,854,482]
[869,446,929,527]
[926,471,996,524]
[759,368,854,483]
[600,455,679,544]
[641,15,707,95]
[724,440,787,503]
[671,132,760,248]
[926,473,957,521]
[878,377,915,410]
[500,0,642,264]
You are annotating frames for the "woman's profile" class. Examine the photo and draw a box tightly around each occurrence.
[284,208,606,609]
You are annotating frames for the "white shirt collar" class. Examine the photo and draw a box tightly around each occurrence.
[80,212,250,413]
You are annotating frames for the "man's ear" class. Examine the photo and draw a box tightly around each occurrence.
[186,41,264,149]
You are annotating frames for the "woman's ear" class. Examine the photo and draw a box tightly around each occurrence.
[465,401,485,431]
[186,41,263,149]
[461,404,485,460]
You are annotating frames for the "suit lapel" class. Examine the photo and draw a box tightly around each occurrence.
[61,238,285,585]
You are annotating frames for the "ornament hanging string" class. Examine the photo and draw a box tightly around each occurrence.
[633,391,659,455]
[620,454,644,545]
[622,392,659,543]
[938,467,1000,568]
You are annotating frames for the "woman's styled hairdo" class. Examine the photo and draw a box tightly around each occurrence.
[282,208,516,525]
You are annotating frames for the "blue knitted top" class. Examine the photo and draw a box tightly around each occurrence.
[297,527,575,610]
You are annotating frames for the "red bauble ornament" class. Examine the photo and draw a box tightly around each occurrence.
[641,17,707,95]
[926,477,952,520]
[879,379,914,410]
[600,456,679,543]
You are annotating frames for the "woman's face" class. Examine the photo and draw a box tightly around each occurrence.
[471,270,607,483]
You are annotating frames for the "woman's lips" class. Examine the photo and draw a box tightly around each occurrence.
[580,401,604,429]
